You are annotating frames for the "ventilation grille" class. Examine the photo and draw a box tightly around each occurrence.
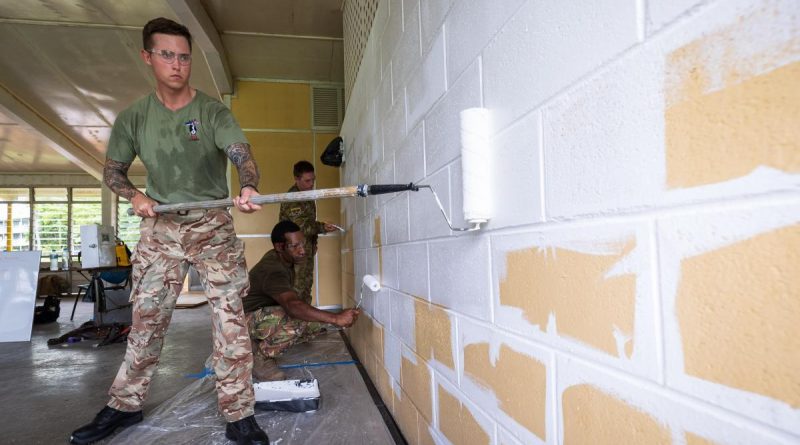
[312,87,343,129]
[343,0,379,104]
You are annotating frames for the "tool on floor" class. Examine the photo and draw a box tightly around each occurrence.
[126,108,494,231]
[355,274,381,310]
[254,378,321,413]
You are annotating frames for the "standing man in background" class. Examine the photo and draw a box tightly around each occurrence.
[70,17,268,445]
[278,161,337,304]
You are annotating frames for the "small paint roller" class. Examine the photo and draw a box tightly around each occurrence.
[355,274,381,309]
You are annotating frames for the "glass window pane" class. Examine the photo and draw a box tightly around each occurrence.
[33,203,68,255]
[0,188,30,202]
[34,188,67,201]
[72,188,102,202]
[117,201,141,247]
[71,203,102,256]
[0,203,30,251]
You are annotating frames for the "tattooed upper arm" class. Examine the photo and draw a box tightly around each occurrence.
[103,158,138,200]
[225,142,260,189]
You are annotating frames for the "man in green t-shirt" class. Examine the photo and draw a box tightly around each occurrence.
[243,220,361,381]
[70,18,267,445]
[278,161,337,304]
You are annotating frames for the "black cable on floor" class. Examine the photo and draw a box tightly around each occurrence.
[339,330,408,445]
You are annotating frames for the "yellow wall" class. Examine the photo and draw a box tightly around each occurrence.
[228,80,342,307]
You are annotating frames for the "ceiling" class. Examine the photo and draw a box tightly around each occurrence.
[0,0,344,178]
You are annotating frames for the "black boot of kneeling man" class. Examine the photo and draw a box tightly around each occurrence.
[70,406,143,444]
[226,415,269,445]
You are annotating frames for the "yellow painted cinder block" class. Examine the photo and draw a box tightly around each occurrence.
[316,236,342,307]
[677,224,800,407]
[230,81,311,130]
[437,385,490,445]
[463,343,547,441]
[562,384,671,445]
[414,299,455,369]
[393,389,421,445]
[401,350,433,423]
[665,15,800,188]
[499,241,637,357]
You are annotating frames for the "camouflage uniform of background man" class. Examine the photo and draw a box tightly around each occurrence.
[70,17,268,445]
[278,161,337,304]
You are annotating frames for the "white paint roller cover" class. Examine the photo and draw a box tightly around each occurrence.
[362,274,381,292]
[460,107,492,224]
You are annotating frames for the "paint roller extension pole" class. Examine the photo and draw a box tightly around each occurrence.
[125,183,420,216]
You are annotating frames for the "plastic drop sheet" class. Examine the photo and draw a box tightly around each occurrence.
[108,331,395,445]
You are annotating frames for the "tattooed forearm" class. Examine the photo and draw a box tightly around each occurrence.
[225,142,260,189]
[103,158,139,200]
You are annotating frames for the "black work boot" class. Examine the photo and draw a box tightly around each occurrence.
[225,415,269,445]
[70,406,143,444]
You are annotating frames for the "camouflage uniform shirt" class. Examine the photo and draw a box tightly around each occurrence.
[278,185,327,246]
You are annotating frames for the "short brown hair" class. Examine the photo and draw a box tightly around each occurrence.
[142,17,192,51]
[293,160,315,177]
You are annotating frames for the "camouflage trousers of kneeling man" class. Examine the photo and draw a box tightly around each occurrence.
[246,306,326,359]
[107,209,255,422]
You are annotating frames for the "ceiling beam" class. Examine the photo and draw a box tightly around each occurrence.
[167,0,233,96]
[0,84,104,180]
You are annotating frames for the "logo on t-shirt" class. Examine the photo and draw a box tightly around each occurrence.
[184,119,200,141]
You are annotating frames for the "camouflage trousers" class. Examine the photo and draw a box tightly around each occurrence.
[293,240,316,304]
[246,305,326,359]
[107,209,255,422]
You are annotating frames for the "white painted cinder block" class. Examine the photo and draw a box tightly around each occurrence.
[444,0,526,86]
[647,0,707,34]
[367,246,383,280]
[409,167,452,240]
[394,121,426,184]
[420,0,454,52]
[377,63,394,121]
[385,194,411,245]
[373,287,393,328]
[380,0,405,71]
[390,289,417,349]
[485,109,544,229]
[483,0,640,131]
[381,244,399,289]
[391,0,422,98]
[384,329,403,382]
[397,241,429,299]
[424,58,481,178]
[406,29,447,131]
[542,45,664,219]
[429,235,492,320]
[382,94,407,155]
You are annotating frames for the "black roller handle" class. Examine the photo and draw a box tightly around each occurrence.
[365,183,420,196]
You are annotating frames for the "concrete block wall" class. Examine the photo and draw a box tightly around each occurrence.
[340,0,800,444]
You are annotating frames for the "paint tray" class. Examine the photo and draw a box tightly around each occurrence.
[254,378,320,413]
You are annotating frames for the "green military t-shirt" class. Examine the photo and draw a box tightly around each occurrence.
[106,90,247,204]
[242,249,295,313]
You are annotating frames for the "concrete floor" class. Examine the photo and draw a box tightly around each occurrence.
[0,298,396,445]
